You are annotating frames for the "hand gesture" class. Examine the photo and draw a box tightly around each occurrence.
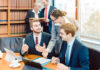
[42,49,49,58]
[51,57,59,64]
[35,43,46,52]
[21,44,29,53]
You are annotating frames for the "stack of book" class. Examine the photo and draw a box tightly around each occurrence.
[10,24,26,35]
[0,0,8,8]
[10,11,27,21]
[10,0,34,9]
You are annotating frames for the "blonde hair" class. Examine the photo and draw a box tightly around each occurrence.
[33,2,41,8]
[60,23,77,37]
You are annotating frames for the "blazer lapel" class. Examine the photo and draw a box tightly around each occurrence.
[69,39,77,65]
[31,33,35,47]
[40,33,44,46]
[31,11,35,17]
[48,6,52,18]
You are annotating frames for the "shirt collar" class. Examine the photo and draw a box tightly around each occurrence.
[33,32,42,38]
[68,37,75,47]
[32,9,40,14]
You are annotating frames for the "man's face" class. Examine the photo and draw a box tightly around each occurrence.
[41,0,48,8]
[31,22,42,33]
[60,29,70,41]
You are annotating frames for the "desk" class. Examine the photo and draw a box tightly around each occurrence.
[0,53,57,70]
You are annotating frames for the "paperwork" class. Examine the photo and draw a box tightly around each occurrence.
[33,57,51,66]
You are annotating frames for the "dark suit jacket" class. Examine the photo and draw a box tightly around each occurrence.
[40,6,56,33]
[59,38,89,70]
[22,32,53,58]
[25,10,41,33]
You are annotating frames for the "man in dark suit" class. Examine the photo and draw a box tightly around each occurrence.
[21,20,52,57]
[52,23,89,70]
[40,0,56,33]
[25,3,41,33]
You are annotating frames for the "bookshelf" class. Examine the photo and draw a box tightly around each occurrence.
[0,0,36,37]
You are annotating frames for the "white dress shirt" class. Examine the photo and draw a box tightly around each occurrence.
[65,37,75,62]
[33,32,42,45]
[32,9,40,18]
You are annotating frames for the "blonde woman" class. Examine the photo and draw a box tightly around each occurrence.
[42,9,79,58]
[25,3,41,33]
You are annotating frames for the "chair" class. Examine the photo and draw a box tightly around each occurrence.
[89,48,100,70]
[0,37,24,52]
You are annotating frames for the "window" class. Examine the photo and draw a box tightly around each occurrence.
[55,0,100,43]
[55,0,76,18]
[79,0,100,40]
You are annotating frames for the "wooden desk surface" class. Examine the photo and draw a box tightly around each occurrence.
[0,53,57,70]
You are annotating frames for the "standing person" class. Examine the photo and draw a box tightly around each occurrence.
[21,19,52,57]
[42,9,76,58]
[52,23,89,70]
[40,0,56,33]
[25,3,41,33]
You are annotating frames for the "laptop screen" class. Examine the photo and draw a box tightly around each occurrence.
[22,57,43,70]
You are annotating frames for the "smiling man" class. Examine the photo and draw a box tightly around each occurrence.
[21,19,52,57]
[52,23,89,70]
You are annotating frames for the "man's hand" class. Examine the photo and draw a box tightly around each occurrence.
[43,18,49,23]
[21,44,29,53]
[35,43,46,52]
[42,49,49,58]
[45,18,49,22]
[51,57,59,64]
[57,63,69,70]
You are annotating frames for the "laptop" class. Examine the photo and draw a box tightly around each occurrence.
[22,57,43,70]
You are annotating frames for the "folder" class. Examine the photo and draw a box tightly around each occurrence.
[29,18,46,21]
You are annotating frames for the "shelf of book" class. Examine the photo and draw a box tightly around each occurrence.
[10,34,26,37]
[10,8,32,10]
[0,35,8,37]
[0,22,8,24]
[0,0,36,37]
[10,21,25,24]
[0,8,8,10]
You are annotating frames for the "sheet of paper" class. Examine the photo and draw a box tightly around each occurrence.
[33,57,51,66]
[4,48,16,62]
[0,50,3,58]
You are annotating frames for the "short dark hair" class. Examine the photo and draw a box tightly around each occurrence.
[29,18,41,27]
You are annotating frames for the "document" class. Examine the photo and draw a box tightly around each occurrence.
[32,57,51,66]
[4,48,16,62]
[0,50,3,58]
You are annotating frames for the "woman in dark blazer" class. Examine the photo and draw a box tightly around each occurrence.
[25,3,41,33]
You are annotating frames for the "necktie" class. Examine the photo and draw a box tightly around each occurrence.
[36,37,38,45]
[45,8,47,19]
[65,44,70,66]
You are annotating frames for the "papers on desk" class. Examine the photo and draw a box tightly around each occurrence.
[4,48,16,62]
[4,48,22,63]
[32,57,51,66]
[0,50,3,58]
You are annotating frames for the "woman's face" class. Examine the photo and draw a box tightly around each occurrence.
[50,15,61,23]
[34,5,40,12]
